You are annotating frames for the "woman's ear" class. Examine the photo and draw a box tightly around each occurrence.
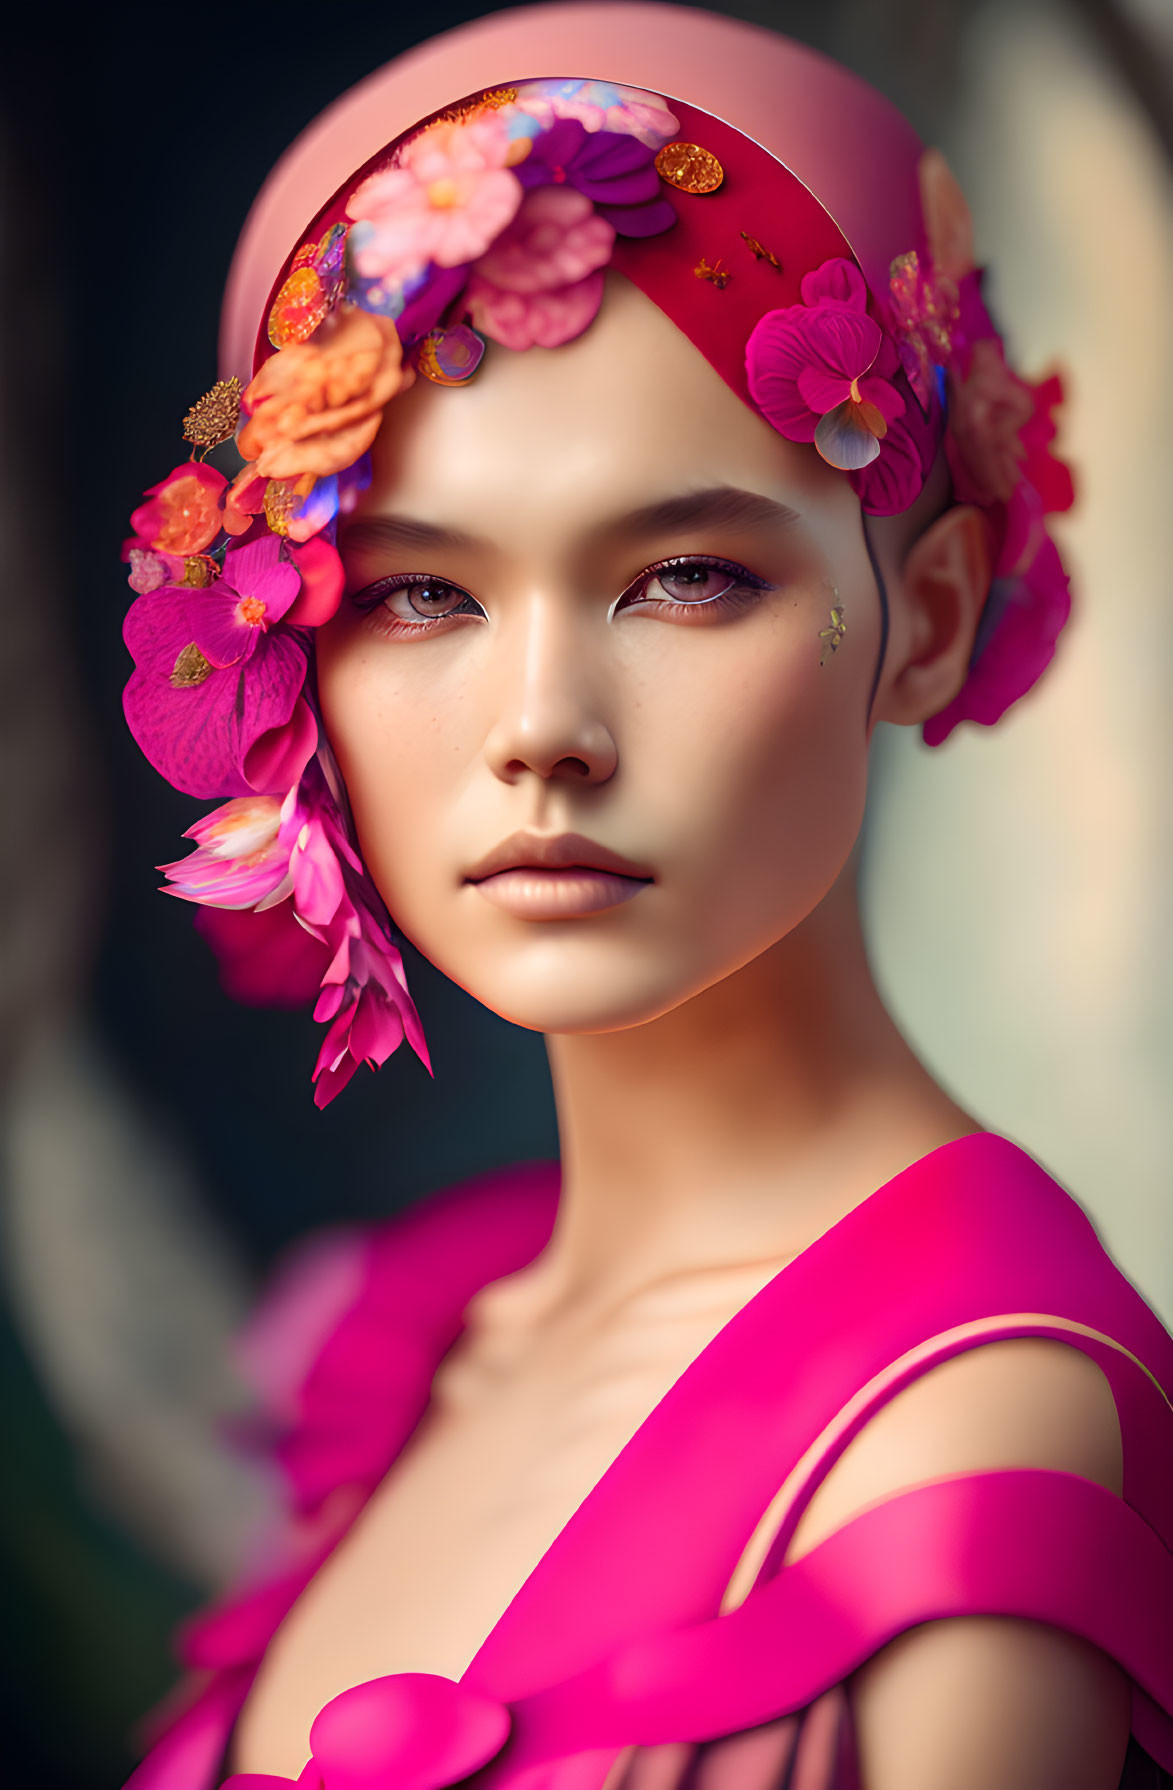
[873,504,992,728]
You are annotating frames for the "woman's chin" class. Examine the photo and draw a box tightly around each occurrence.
[421,938,712,1037]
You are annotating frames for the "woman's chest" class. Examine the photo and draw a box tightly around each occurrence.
[230,1268,782,1780]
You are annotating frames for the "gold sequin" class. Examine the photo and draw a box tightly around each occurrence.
[740,232,782,270]
[694,257,731,289]
[170,643,213,688]
[655,141,724,194]
[181,378,242,453]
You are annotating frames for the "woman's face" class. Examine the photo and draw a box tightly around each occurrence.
[317,274,883,1033]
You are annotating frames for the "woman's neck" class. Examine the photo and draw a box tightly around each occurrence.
[538,862,980,1311]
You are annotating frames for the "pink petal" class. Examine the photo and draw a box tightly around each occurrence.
[189,590,262,668]
[427,169,523,268]
[285,538,345,627]
[123,595,310,799]
[799,257,869,311]
[800,306,882,381]
[813,401,883,472]
[796,366,852,415]
[474,186,614,294]
[466,270,605,350]
[242,694,319,796]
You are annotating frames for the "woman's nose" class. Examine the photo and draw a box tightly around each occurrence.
[482,598,618,787]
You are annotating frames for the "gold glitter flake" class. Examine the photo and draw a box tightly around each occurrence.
[694,257,731,289]
[740,231,782,270]
[170,643,213,688]
[182,378,242,453]
[434,86,519,126]
[181,555,217,588]
[263,477,306,536]
[655,141,724,194]
[819,605,847,665]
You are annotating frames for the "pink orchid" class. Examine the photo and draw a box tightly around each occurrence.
[746,258,906,475]
[187,537,301,669]
[123,585,314,799]
[159,796,291,909]
[347,113,522,288]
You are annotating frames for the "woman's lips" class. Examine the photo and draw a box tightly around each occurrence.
[471,866,650,920]
[464,830,654,919]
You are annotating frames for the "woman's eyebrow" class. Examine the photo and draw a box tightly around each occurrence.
[607,486,802,539]
[339,514,482,553]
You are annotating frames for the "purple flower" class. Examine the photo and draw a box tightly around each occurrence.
[516,120,676,237]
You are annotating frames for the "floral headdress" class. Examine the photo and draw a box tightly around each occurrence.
[123,78,1074,1104]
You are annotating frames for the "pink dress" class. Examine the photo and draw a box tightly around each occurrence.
[124,1133,1173,1790]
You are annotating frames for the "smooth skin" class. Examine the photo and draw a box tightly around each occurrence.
[233,276,1128,1786]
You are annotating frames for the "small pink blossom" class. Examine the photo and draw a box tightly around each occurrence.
[466,270,606,350]
[130,461,228,557]
[347,113,522,288]
[472,186,614,294]
[125,545,179,594]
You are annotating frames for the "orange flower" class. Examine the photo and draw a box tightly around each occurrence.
[237,308,407,481]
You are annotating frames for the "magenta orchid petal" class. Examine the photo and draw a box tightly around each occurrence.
[799,257,869,310]
[189,590,263,668]
[222,536,302,623]
[801,307,883,380]
[850,415,927,515]
[242,694,319,797]
[124,592,310,799]
[795,366,852,415]
[859,372,906,426]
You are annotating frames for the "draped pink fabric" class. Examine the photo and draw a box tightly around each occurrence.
[123,1135,1173,1790]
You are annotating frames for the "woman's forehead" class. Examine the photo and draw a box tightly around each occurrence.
[358,277,832,537]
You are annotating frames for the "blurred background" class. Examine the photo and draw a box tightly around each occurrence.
[1,0,1169,1783]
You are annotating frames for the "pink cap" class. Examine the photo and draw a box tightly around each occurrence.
[220,0,926,381]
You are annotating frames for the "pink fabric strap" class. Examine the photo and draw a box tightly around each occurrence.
[500,1468,1173,1774]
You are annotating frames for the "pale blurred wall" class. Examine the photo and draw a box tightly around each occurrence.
[864,0,1173,1321]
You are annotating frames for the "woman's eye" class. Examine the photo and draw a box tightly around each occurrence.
[615,556,774,619]
[352,575,486,634]
[391,580,478,621]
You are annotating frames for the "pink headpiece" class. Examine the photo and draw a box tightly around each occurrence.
[121,2,1074,1105]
